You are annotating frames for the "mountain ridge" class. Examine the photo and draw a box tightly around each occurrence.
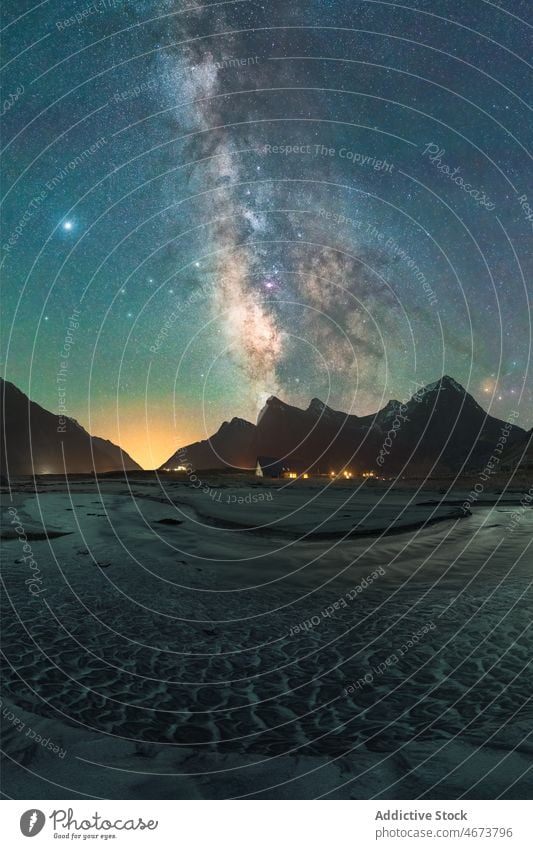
[1,378,142,476]
[162,376,528,475]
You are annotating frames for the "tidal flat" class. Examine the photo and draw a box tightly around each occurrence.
[1,476,531,799]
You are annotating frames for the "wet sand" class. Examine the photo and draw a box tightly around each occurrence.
[1,476,532,799]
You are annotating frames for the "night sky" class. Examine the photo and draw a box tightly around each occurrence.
[1,0,531,468]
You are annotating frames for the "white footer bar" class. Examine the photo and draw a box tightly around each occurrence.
[2,800,530,848]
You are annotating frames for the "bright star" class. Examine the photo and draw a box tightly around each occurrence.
[62,220,74,231]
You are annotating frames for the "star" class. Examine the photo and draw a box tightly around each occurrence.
[2,0,530,472]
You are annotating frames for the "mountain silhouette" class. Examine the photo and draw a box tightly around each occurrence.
[162,376,527,475]
[1,378,142,476]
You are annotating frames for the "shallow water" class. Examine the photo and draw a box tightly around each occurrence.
[1,480,532,799]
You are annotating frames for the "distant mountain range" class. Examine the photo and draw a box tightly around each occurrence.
[0,378,141,477]
[162,376,531,476]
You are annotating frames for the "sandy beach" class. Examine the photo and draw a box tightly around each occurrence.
[1,475,531,799]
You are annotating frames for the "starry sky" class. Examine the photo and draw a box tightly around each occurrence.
[1,0,531,468]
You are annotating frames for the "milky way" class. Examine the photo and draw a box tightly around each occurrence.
[1,0,531,466]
